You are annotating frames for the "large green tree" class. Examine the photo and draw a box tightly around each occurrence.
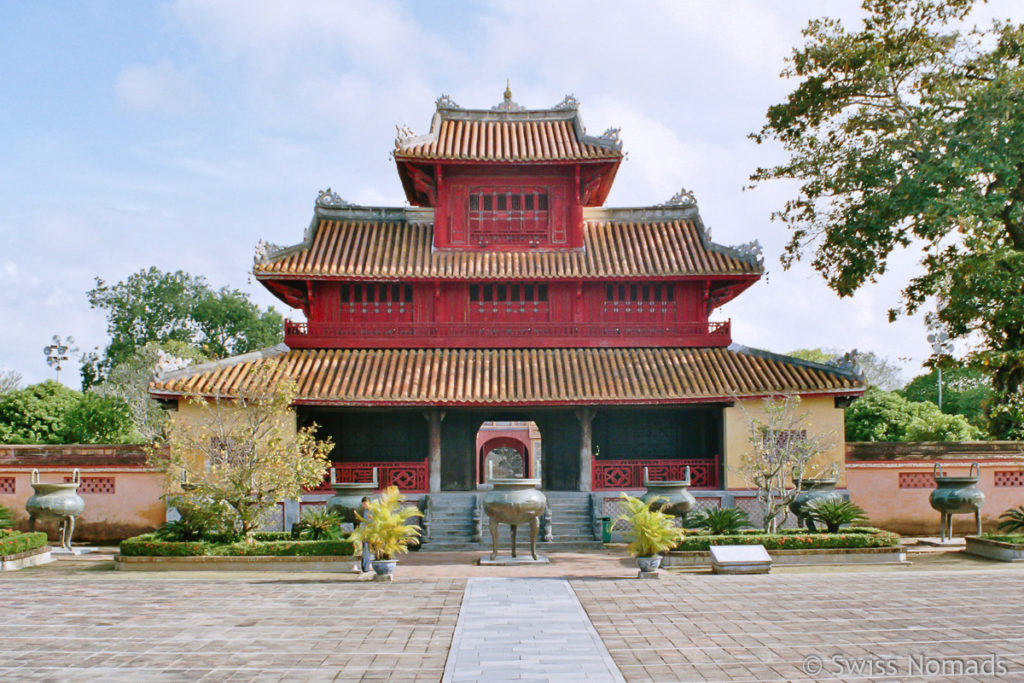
[753,0,1024,437]
[84,267,283,386]
[901,366,994,429]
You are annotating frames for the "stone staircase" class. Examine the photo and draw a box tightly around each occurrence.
[419,490,602,551]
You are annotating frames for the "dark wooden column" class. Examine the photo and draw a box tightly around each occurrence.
[576,407,595,491]
[425,409,445,493]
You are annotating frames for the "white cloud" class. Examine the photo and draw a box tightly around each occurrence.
[116,61,200,115]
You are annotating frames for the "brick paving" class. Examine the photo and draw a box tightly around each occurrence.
[2,551,1024,681]
[0,576,464,682]
[573,570,1024,682]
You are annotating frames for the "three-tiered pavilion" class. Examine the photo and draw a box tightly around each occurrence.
[151,90,863,498]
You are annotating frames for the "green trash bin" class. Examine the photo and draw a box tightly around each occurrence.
[600,516,613,543]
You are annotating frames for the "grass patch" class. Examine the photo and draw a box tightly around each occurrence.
[674,527,899,551]
[0,530,49,557]
[119,533,355,557]
[979,534,1024,545]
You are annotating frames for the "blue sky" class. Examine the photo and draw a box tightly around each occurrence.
[3,0,1022,387]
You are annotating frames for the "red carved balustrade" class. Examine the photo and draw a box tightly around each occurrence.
[306,459,429,494]
[285,320,731,349]
[592,458,720,490]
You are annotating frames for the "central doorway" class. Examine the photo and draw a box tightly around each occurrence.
[476,421,541,486]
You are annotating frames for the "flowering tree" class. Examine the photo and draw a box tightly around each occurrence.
[160,376,332,540]
[734,395,834,533]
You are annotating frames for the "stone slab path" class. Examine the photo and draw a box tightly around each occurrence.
[443,577,625,682]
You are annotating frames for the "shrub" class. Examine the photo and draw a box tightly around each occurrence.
[118,533,354,557]
[61,392,138,444]
[349,486,421,560]
[845,388,982,442]
[997,506,1024,534]
[0,381,81,444]
[614,493,685,557]
[156,494,240,543]
[674,527,899,551]
[291,507,344,540]
[806,499,868,533]
[689,507,750,535]
[0,504,14,529]
[981,534,1024,545]
[0,531,49,557]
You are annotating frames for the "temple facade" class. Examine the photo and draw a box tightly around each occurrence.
[151,90,863,509]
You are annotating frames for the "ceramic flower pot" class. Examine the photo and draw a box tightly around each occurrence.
[371,559,397,576]
[636,555,662,573]
[641,466,695,518]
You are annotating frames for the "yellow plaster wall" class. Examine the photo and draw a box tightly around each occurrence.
[722,396,847,489]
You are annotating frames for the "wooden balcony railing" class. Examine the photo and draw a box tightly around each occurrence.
[306,459,429,494]
[284,320,731,349]
[592,458,720,490]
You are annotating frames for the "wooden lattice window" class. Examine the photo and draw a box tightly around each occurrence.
[898,472,934,489]
[0,476,14,494]
[67,476,115,494]
[995,471,1024,487]
[469,283,548,320]
[468,187,549,245]
[339,284,413,321]
[603,283,677,321]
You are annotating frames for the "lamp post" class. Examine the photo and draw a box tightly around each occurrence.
[925,314,953,411]
[43,335,79,384]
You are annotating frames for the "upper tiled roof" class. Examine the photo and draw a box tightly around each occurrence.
[150,344,862,406]
[254,210,762,280]
[393,92,623,163]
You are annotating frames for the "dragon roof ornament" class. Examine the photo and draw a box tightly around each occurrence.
[827,349,864,378]
[253,239,284,264]
[316,188,356,209]
[553,94,579,111]
[435,94,460,110]
[658,187,698,209]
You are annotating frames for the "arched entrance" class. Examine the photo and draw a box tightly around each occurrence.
[476,430,535,484]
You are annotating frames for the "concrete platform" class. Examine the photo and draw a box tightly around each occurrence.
[477,554,550,565]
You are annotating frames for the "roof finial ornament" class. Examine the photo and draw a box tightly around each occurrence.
[435,94,460,110]
[492,79,525,112]
[553,94,579,110]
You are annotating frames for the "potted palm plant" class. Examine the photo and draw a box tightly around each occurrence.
[349,486,421,579]
[615,493,685,575]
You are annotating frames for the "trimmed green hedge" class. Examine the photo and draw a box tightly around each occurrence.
[119,533,355,557]
[980,534,1024,545]
[674,527,900,551]
[0,531,49,557]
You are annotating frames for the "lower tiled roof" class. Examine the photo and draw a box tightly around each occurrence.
[150,345,862,406]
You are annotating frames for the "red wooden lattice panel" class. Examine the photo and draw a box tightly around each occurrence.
[898,472,934,489]
[592,458,719,490]
[995,470,1024,487]
[0,476,14,494]
[66,476,115,494]
[307,460,429,494]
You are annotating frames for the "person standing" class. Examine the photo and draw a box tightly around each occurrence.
[359,496,373,573]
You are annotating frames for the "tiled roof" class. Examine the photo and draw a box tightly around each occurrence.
[395,118,621,162]
[254,218,760,280]
[393,94,622,163]
[150,345,862,406]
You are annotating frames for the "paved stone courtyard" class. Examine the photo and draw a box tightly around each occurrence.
[2,551,1024,681]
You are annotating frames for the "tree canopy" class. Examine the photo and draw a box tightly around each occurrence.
[845,388,981,442]
[788,348,904,389]
[0,381,137,444]
[83,267,282,387]
[753,0,1024,437]
[901,366,994,429]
